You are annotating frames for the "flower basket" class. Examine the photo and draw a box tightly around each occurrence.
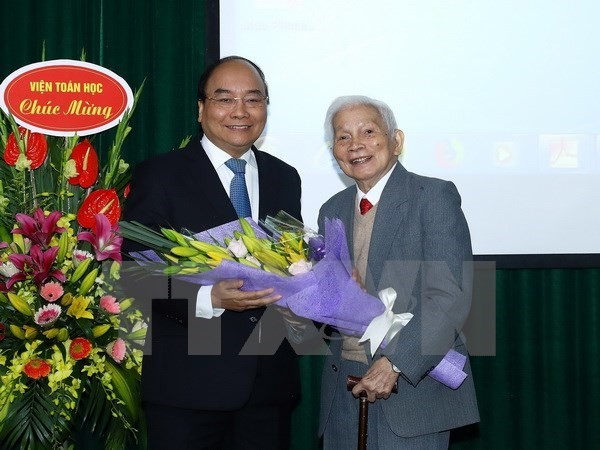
[0,71,147,448]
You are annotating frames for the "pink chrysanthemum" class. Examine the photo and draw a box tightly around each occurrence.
[99,295,121,314]
[33,304,62,326]
[40,281,64,302]
[107,338,126,363]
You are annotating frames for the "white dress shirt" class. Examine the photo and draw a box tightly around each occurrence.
[195,135,260,318]
[355,161,397,208]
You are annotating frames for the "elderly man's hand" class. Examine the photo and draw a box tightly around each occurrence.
[211,279,281,312]
[352,357,399,403]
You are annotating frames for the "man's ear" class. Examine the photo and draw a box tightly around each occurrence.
[393,129,405,156]
[197,100,204,124]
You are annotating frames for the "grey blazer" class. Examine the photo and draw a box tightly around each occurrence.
[318,163,480,438]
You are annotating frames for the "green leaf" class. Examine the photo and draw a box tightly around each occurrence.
[119,220,177,250]
[0,382,69,449]
[75,373,140,448]
[102,79,146,189]
[77,378,111,435]
[104,360,139,421]
[75,317,93,339]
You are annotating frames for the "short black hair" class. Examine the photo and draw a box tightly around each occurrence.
[196,55,269,102]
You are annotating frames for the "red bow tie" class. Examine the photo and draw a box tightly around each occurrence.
[359,198,373,215]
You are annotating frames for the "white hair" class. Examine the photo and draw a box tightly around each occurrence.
[323,95,398,145]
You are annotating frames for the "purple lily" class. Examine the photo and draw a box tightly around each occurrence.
[7,244,66,289]
[78,214,123,262]
[12,209,66,248]
[308,235,326,262]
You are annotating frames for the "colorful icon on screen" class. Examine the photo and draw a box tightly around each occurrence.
[541,135,579,169]
[434,139,465,169]
[493,141,517,167]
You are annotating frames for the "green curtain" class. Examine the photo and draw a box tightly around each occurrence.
[3,2,600,449]
[451,268,600,449]
[291,355,325,450]
[1,0,208,168]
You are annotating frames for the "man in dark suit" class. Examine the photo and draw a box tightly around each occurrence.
[317,96,479,449]
[123,56,302,449]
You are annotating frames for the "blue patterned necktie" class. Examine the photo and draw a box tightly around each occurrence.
[225,158,252,218]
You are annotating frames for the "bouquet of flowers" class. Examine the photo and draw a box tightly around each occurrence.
[122,211,470,390]
[0,84,147,448]
[120,211,386,336]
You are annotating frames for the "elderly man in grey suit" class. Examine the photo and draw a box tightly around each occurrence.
[318,95,479,449]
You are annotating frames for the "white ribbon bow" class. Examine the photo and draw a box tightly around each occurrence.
[359,287,413,355]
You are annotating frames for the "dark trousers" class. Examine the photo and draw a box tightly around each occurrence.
[144,400,292,450]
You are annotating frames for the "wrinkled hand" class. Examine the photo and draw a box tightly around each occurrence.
[352,357,399,403]
[211,279,281,312]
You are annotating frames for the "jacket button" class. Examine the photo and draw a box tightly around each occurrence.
[249,316,258,323]
[331,364,338,372]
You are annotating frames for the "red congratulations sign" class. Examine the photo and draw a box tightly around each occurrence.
[0,59,134,137]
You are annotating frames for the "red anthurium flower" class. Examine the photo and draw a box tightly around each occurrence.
[69,337,92,360]
[3,127,48,169]
[12,209,65,248]
[68,139,99,188]
[77,189,121,229]
[23,358,51,379]
[7,244,66,289]
[78,214,123,262]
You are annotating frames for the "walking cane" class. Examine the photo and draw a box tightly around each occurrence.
[347,375,398,450]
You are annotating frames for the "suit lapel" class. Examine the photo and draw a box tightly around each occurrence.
[183,138,238,226]
[367,164,410,290]
[330,187,357,261]
[255,148,271,219]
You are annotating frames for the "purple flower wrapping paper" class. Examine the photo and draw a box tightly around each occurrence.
[130,217,385,336]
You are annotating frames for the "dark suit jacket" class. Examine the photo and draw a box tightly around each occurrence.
[123,136,302,410]
[318,163,479,438]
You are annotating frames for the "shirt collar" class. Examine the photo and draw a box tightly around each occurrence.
[356,162,398,206]
[201,135,257,169]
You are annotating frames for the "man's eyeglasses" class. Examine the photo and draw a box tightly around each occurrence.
[206,95,269,109]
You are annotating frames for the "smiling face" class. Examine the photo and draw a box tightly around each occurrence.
[332,104,404,193]
[198,59,268,158]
